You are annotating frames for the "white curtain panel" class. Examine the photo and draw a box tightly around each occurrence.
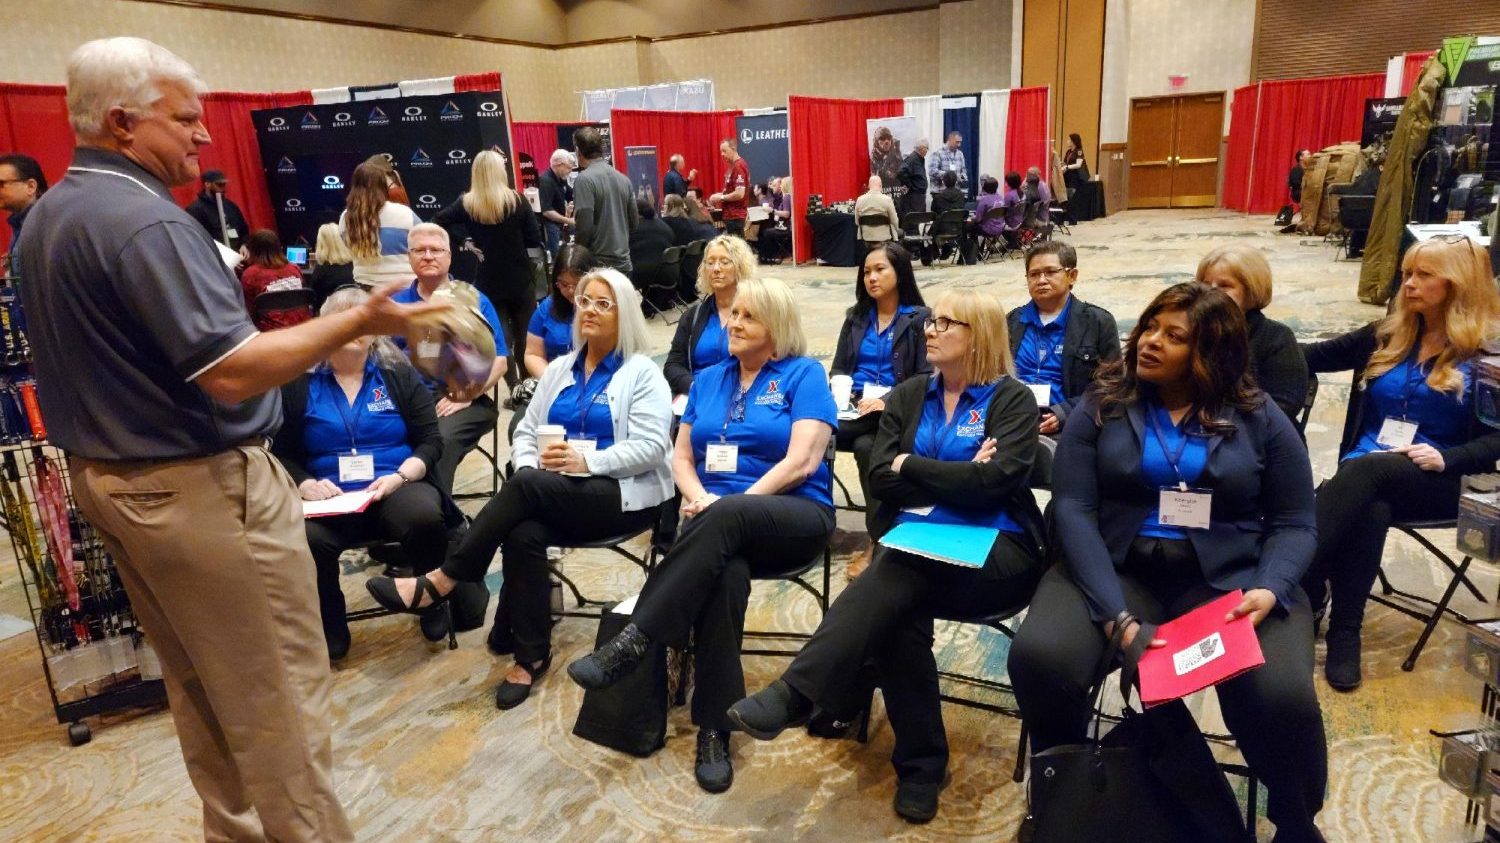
[978,89,1010,186]
[903,95,944,160]
[310,87,351,105]
[398,77,457,98]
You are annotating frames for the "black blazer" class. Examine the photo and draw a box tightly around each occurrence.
[664,297,720,396]
[664,215,718,247]
[1303,321,1500,473]
[830,305,932,387]
[307,261,354,312]
[1053,391,1316,623]
[1006,295,1120,424]
[629,217,675,273]
[1245,310,1307,423]
[432,199,541,303]
[867,374,1045,578]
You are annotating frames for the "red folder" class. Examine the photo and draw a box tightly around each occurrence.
[1137,590,1266,708]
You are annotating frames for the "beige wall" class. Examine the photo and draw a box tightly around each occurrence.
[205,0,568,45]
[938,0,1016,93]
[562,0,931,42]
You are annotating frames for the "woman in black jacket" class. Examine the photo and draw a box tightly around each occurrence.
[1303,236,1500,691]
[433,150,542,387]
[830,242,930,574]
[1008,282,1326,842]
[1196,244,1307,422]
[663,234,756,400]
[271,287,455,660]
[308,222,355,311]
[728,289,1046,824]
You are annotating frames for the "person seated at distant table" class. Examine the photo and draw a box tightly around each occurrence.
[930,170,966,216]
[629,198,676,311]
[239,228,311,331]
[962,176,1007,262]
[854,175,900,247]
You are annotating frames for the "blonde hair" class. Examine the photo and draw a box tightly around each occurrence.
[934,289,1013,384]
[662,194,688,218]
[735,277,807,359]
[696,235,757,298]
[1196,244,1273,312]
[1365,237,1500,395]
[461,150,520,225]
[319,287,407,368]
[572,268,651,358]
[314,223,353,265]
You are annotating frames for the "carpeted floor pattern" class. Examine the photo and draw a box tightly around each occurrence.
[0,209,1490,842]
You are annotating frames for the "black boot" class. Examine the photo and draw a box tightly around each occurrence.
[893,779,944,823]
[727,679,813,740]
[566,623,651,689]
[1324,626,1362,692]
[694,728,733,793]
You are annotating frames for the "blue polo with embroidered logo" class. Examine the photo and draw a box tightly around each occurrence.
[895,375,1025,533]
[1013,297,1071,405]
[302,360,413,491]
[548,350,621,449]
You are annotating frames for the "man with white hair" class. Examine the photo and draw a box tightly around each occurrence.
[17,37,449,842]
[538,147,574,258]
[663,153,696,199]
[898,138,929,215]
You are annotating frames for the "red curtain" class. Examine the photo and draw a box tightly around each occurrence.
[608,109,742,196]
[0,84,73,192]
[512,121,563,172]
[787,95,904,263]
[1004,86,1051,178]
[1402,51,1436,96]
[1222,72,1384,214]
[454,72,502,93]
[1221,84,1260,211]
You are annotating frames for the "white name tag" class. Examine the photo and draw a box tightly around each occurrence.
[226,227,239,240]
[705,443,738,473]
[1173,631,1226,676]
[1377,417,1418,449]
[1027,383,1052,407]
[338,453,375,484]
[1158,487,1212,530]
[863,383,892,402]
[901,505,936,517]
[568,437,597,455]
[416,340,441,360]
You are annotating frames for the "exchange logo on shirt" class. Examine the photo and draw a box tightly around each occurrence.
[755,380,784,406]
[955,407,985,438]
[367,386,395,413]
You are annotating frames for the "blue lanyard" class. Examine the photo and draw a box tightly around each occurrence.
[573,361,611,437]
[872,313,897,382]
[331,371,368,454]
[1146,404,1195,489]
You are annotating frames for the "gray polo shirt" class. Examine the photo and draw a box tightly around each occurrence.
[572,157,637,273]
[16,148,280,460]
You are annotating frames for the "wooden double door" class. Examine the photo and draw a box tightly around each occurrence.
[1127,92,1225,208]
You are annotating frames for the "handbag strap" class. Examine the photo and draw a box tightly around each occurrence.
[1085,610,1136,745]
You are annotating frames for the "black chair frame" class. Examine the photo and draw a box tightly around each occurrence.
[549,499,675,621]
[1370,519,1484,671]
[344,539,459,651]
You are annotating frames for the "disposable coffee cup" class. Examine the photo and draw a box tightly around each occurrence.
[536,424,567,453]
[830,375,854,411]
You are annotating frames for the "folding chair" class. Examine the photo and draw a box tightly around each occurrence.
[549,499,676,621]
[1334,195,1374,261]
[681,239,707,298]
[344,539,460,651]
[1370,520,1484,671]
[930,210,968,266]
[454,385,503,501]
[857,213,896,252]
[974,205,1011,263]
[899,211,935,264]
[639,250,686,324]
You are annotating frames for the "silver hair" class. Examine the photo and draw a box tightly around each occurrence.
[66,37,207,140]
[572,268,651,358]
[320,286,409,368]
[549,148,573,167]
[915,138,930,148]
[408,222,450,247]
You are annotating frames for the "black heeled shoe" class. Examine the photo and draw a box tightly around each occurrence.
[566,623,651,690]
[366,573,446,615]
[495,654,552,710]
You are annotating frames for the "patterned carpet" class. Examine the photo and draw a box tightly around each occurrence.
[0,209,1489,842]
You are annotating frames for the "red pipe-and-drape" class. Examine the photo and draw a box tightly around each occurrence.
[609,109,742,197]
[1221,84,1260,211]
[1402,51,1436,96]
[454,72,502,94]
[512,121,564,174]
[1222,72,1384,214]
[788,95,903,264]
[1004,86,1051,179]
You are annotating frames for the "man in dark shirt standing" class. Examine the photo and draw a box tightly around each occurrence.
[184,168,248,251]
[897,138,929,215]
[18,38,448,843]
[537,148,574,259]
[710,138,750,237]
[0,153,47,254]
[663,153,696,199]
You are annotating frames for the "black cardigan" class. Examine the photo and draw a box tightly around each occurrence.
[867,374,1045,578]
[432,199,541,303]
[1246,309,1308,423]
[829,305,932,386]
[1006,295,1120,424]
[664,297,719,396]
[1303,321,1500,474]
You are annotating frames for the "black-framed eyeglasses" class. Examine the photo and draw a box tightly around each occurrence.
[923,316,971,333]
[1025,266,1072,280]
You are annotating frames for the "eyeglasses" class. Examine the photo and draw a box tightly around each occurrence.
[1026,267,1071,280]
[574,294,616,313]
[923,316,970,333]
[0,179,31,189]
[408,247,449,257]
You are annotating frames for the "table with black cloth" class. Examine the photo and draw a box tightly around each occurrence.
[1068,181,1106,222]
[808,212,860,267]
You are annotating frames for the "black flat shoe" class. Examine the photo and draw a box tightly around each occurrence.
[366,573,446,615]
[1324,627,1363,692]
[727,679,812,740]
[566,623,651,690]
[419,603,451,642]
[495,654,552,710]
[695,728,733,793]
[893,779,944,824]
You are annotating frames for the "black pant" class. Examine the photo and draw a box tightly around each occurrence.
[631,494,835,731]
[443,467,657,662]
[783,535,1043,784]
[723,219,745,238]
[1009,545,1327,840]
[487,287,536,390]
[305,481,448,635]
[757,227,790,262]
[433,393,499,496]
[835,412,882,535]
[1304,452,1460,632]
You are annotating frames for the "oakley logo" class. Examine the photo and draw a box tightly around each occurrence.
[284,198,304,210]
[321,175,343,189]
[418,194,438,205]
[405,106,423,116]
[478,101,500,114]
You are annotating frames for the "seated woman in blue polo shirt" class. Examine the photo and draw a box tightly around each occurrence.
[1007,283,1327,842]
[830,242,930,576]
[271,286,453,661]
[567,277,839,795]
[663,235,757,402]
[1303,236,1500,692]
[728,289,1046,824]
[510,244,593,443]
[366,268,674,710]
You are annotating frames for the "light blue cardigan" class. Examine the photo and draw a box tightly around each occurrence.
[512,350,674,512]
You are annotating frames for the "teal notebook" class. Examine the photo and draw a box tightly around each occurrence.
[879,522,999,569]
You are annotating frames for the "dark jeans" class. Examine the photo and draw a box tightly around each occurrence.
[543,223,562,258]
[305,481,447,635]
[757,227,791,262]
[631,494,835,731]
[783,535,1043,784]
[723,219,745,238]
[1010,544,1327,841]
[433,393,499,496]
[835,412,882,535]
[1304,452,1460,632]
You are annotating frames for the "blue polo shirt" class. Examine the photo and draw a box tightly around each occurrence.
[1014,298,1071,406]
[389,278,508,392]
[693,307,731,374]
[527,294,575,362]
[852,305,916,394]
[548,351,621,449]
[894,376,1024,534]
[303,361,413,492]
[1345,353,1473,462]
[683,355,839,507]
[1138,401,1210,539]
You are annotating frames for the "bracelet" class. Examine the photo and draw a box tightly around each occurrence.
[395,470,412,484]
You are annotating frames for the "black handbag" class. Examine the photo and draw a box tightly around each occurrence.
[1025,614,1252,843]
[572,604,669,757]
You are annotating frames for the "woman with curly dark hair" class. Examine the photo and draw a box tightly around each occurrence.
[1008,282,1328,843]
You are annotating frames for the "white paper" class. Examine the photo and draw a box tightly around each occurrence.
[862,384,892,401]
[612,593,640,615]
[672,394,689,416]
[303,491,376,518]
[901,505,936,517]
[1027,383,1052,407]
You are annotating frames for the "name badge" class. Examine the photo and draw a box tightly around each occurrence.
[1158,487,1212,530]
[901,505,935,517]
[863,383,892,402]
[338,453,375,484]
[416,340,442,360]
[1027,383,1052,407]
[706,442,738,473]
[1377,417,1418,449]
[225,227,239,240]
[568,436,597,455]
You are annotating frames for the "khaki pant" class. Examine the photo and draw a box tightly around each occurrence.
[73,445,353,843]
